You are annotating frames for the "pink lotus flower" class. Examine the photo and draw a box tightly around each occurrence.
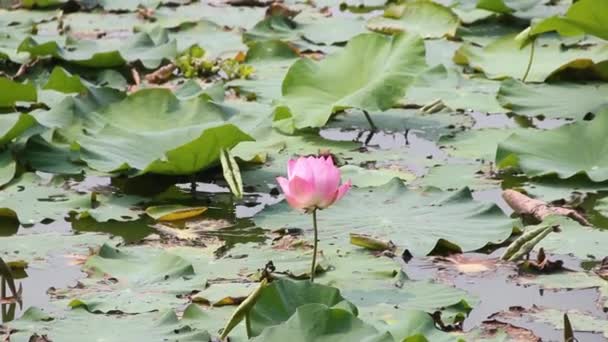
[276,156,351,211]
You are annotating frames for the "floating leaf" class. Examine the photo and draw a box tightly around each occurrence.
[256,179,515,256]
[279,32,426,129]
[145,205,207,221]
[529,0,608,41]
[368,1,459,38]
[496,110,608,181]
[246,278,357,338]
[454,34,608,82]
[404,65,504,113]
[250,303,393,342]
[497,78,608,120]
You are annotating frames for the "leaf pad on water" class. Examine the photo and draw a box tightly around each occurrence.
[279,32,426,129]
[496,110,608,181]
[255,179,515,255]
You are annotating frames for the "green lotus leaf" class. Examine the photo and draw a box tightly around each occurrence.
[476,0,540,13]
[250,303,394,342]
[529,0,608,41]
[4,305,215,342]
[0,77,37,107]
[18,31,176,69]
[247,278,357,337]
[496,110,608,181]
[454,34,608,82]
[0,231,112,265]
[43,88,252,176]
[497,78,608,120]
[0,113,36,146]
[404,65,504,113]
[279,32,426,129]
[255,179,515,256]
[367,1,459,38]
[61,243,207,314]
[245,13,367,47]
[0,150,15,186]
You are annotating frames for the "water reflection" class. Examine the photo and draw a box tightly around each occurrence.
[0,257,22,323]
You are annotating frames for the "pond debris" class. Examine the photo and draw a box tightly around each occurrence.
[520,248,564,274]
[502,189,590,226]
[349,233,396,253]
[594,256,608,280]
[144,63,176,84]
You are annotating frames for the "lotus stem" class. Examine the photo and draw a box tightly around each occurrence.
[522,38,536,82]
[363,110,377,131]
[310,208,319,283]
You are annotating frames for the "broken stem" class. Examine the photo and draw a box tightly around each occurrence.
[310,208,318,283]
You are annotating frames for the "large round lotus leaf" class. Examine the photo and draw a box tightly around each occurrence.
[373,309,459,342]
[318,249,475,322]
[0,77,37,107]
[497,78,608,120]
[0,173,144,225]
[279,32,426,129]
[414,163,498,191]
[247,278,357,337]
[18,31,176,69]
[496,111,608,181]
[61,243,207,314]
[0,173,89,225]
[47,88,252,175]
[367,1,459,38]
[529,0,608,41]
[165,20,246,58]
[250,303,394,342]
[404,65,504,114]
[454,34,608,82]
[325,108,473,142]
[4,305,216,342]
[151,2,265,30]
[339,165,415,187]
[255,179,515,256]
[439,127,529,161]
[245,13,367,47]
[1,231,112,265]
